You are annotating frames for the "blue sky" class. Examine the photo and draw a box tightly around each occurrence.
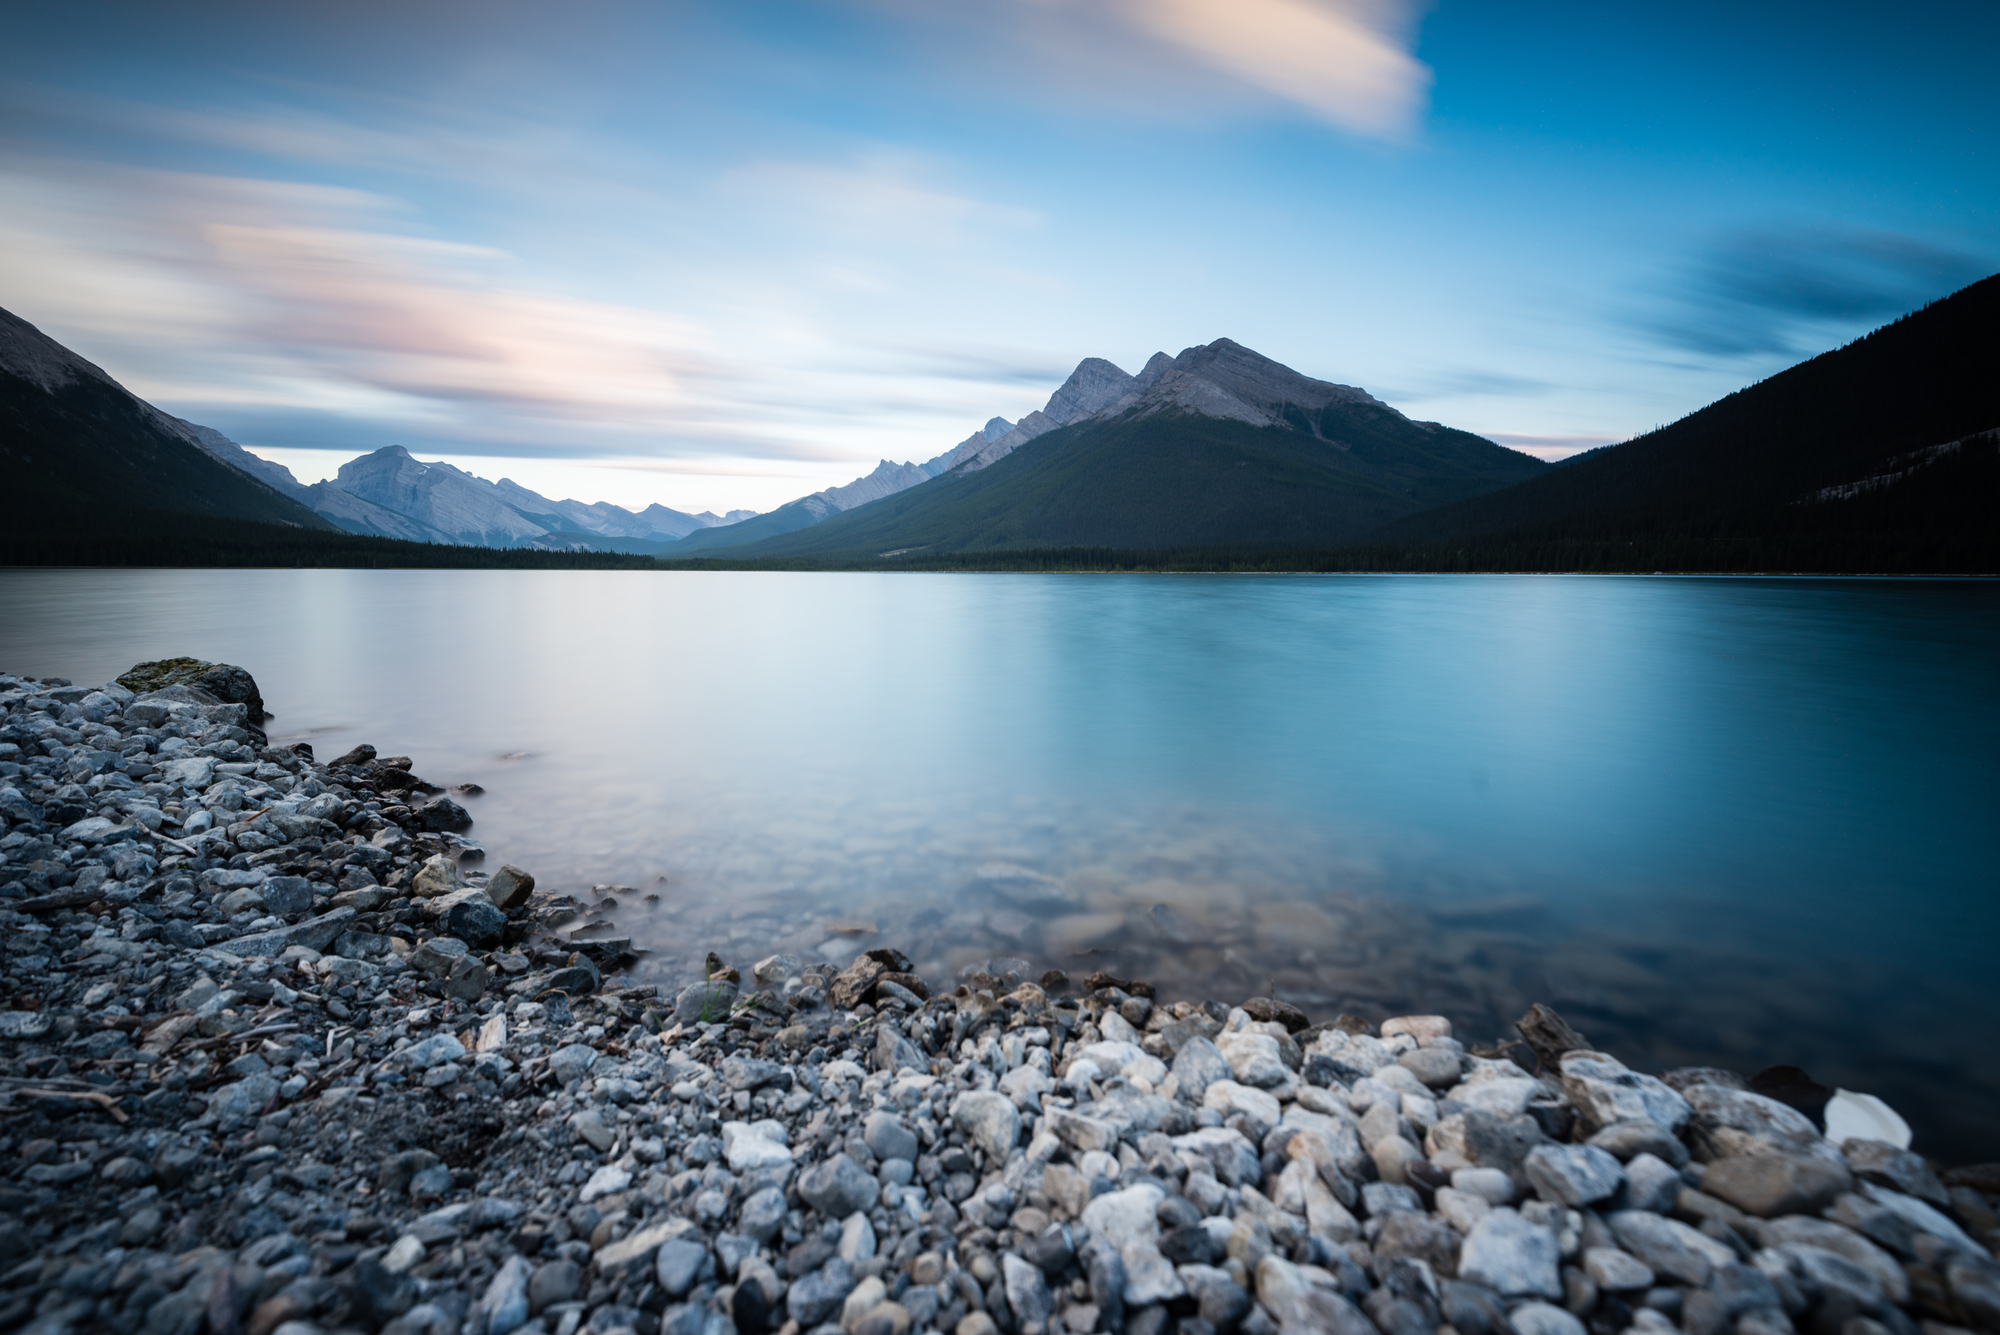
[3,0,1993,513]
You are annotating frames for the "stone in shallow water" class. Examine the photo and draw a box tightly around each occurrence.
[411,853,462,898]
[446,897,506,948]
[486,863,536,909]
[418,797,472,832]
[674,979,738,1025]
[545,963,599,997]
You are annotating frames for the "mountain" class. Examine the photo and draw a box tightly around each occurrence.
[675,339,1546,559]
[203,441,749,550]
[0,305,336,531]
[672,416,1020,553]
[1364,273,2000,569]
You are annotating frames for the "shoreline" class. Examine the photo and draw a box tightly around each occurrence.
[2,662,1997,1335]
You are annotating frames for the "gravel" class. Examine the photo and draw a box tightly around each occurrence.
[3,661,1999,1335]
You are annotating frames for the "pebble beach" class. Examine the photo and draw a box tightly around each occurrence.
[3,660,1997,1335]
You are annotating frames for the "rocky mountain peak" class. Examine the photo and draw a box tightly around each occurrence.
[1116,338,1388,429]
[1043,357,1139,426]
[1134,351,1176,392]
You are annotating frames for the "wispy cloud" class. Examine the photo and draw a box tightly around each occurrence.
[200,223,716,419]
[1647,225,1994,358]
[1116,0,1431,141]
[855,0,1432,141]
[0,117,1053,472]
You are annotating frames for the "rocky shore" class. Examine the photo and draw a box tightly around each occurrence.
[2,661,1998,1335]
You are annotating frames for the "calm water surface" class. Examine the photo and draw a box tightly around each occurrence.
[1,571,1993,1157]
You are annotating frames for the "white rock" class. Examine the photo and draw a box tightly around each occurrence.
[1825,1090,1911,1149]
[383,1235,425,1273]
[1217,1031,1291,1089]
[840,1276,887,1331]
[839,1210,876,1262]
[1510,1301,1587,1335]
[952,1090,1022,1161]
[1436,1187,1492,1234]
[1451,1167,1516,1205]
[1559,1052,1692,1134]
[1307,1029,1393,1075]
[1082,1182,1165,1252]
[1075,1040,1167,1088]
[721,1120,795,1172]
[1447,1076,1541,1118]
[1203,1080,1282,1132]
[579,1164,632,1203]
[1458,1207,1562,1298]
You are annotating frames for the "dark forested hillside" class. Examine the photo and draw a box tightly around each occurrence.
[1368,274,2000,567]
[1,367,334,532]
[675,398,1544,561]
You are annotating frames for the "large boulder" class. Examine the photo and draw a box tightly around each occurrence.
[117,657,267,720]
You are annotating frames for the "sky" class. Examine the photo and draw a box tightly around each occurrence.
[3,0,1994,515]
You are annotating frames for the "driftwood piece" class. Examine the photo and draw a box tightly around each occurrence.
[1515,1002,1591,1069]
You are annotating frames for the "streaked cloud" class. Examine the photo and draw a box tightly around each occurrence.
[1648,225,1994,358]
[199,223,715,419]
[1115,0,1431,140]
[0,128,1052,476]
[849,0,1429,139]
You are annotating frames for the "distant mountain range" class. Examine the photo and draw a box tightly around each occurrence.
[196,439,759,553]
[5,273,1993,572]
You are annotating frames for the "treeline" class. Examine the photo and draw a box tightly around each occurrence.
[10,435,1991,574]
[660,441,1998,575]
[0,507,657,569]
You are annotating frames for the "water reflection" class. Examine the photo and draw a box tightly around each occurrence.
[0,569,1992,1157]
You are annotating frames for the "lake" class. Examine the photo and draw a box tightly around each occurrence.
[1,569,1994,1159]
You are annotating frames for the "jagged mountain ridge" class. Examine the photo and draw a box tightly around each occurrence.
[676,339,1549,559]
[671,415,1018,554]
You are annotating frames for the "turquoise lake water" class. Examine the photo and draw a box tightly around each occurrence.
[1,570,1994,1157]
